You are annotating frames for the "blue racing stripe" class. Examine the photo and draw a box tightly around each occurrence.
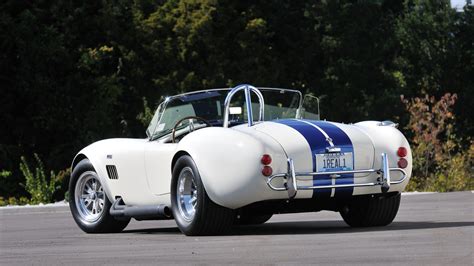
[274,119,332,198]
[309,121,355,197]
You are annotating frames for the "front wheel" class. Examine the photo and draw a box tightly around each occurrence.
[340,193,401,227]
[171,155,234,236]
[69,159,130,233]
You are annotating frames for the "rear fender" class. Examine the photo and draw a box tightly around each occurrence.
[176,127,288,209]
[354,121,412,194]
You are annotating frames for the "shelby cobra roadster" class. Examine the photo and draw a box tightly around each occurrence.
[69,84,412,235]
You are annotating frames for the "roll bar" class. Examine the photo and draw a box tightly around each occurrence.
[223,84,265,128]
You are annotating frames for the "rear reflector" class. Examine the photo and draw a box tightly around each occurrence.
[262,166,273,176]
[398,158,408,168]
[397,147,407,157]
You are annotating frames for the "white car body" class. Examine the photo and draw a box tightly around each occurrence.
[72,85,412,212]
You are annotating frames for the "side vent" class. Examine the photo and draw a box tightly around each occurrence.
[106,165,119,180]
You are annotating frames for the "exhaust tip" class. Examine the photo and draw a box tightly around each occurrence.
[163,206,172,218]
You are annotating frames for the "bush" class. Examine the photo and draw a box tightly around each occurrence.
[402,93,473,191]
[19,154,67,204]
[136,97,155,127]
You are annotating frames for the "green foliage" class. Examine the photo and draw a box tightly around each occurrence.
[0,170,15,206]
[0,170,11,178]
[136,97,155,127]
[394,1,474,134]
[402,93,473,191]
[0,196,29,206]
[19,154,67,204]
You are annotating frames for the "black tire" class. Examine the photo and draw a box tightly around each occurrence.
[171,155,234,236]
[69,159,130,233]
[340,193,401,227]
[235,213,273,225]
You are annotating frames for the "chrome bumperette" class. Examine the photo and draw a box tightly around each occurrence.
[266,153,407,198]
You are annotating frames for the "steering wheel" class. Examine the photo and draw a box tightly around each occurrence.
[172,116,212,143]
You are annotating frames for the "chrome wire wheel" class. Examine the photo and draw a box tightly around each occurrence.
[74,171,106,224]
[176,166,198,222]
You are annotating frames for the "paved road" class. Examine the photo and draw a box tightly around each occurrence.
[1,192,473,265]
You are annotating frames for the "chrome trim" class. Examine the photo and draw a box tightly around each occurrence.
[223,84,265,127]
[244,87,253,127]
[381,153,391,192]
[165,87,302,103]
[378,120,399,128]
[266,153,408,196]
[326,147,341,153]
[287,158,297,199]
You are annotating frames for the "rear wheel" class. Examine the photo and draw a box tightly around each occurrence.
[340,193,401,227]
[171,155,234,236]
[69,159,130,233]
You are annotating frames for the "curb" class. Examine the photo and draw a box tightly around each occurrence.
[1,192,442,209]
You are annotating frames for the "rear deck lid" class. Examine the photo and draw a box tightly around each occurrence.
[255,119,375,174]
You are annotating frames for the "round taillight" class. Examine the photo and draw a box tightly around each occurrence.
[261,154,272,165]
[397,147,407,157]
[262,166,273,176]
[398,158,408,168]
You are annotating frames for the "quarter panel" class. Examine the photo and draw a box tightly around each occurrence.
[254,122,314,199]
[177,127,288,209]
[353,121,412,194]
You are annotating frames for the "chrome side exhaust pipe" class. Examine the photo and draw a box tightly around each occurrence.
[110,197,172,220]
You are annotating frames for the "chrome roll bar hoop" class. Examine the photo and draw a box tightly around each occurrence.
[223,84,265,128]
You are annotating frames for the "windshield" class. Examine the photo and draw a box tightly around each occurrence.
[147,88,303,140]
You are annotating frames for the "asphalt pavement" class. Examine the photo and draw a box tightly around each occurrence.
[1,191,473,265]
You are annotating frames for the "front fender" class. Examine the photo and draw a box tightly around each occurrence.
[176,127,288,209]
[72,144,115,203]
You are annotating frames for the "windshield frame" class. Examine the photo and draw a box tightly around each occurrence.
[147,87,304,140]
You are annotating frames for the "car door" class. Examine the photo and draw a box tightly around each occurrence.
[103,138,155,204]
[144,140,178,195]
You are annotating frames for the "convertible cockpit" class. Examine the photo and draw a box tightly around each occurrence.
[147,85,319,143]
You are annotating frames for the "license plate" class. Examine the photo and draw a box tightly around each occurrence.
[315,152,353,172]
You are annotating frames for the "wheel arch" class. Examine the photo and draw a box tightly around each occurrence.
[71,151,115,203]
[171,150,191,174]
[72,153,88,170]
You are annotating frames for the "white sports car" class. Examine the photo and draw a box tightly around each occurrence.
[69,84,412,236]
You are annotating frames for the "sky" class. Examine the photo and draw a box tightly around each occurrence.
[451,0,469,10]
